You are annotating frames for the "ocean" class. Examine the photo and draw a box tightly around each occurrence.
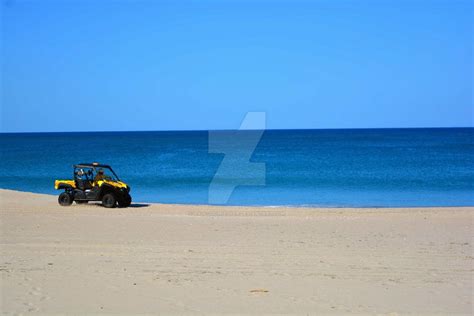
[0,128,473,207]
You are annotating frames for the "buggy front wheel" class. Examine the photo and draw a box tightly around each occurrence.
[118,194,132,208]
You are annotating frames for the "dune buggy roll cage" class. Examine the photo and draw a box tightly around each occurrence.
[73,163,121,181]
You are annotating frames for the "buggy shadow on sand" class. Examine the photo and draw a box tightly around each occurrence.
[55,163,132,208]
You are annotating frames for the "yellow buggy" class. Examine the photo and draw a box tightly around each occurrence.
[55,163,132,208]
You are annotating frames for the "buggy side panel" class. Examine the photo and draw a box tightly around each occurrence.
[55,180,76,190]
[95,180,128,190]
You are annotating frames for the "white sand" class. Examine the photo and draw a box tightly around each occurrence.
[0,189,472,314]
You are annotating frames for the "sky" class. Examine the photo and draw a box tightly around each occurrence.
[1,0,472,132]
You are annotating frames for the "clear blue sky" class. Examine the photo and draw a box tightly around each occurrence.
[1,0,472,132]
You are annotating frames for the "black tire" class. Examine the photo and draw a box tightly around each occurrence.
[118,194,132,208]
[75,200,88,204]
[102,193,116,208]
[58,192,73,206]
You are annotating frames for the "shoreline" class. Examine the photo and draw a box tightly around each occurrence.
[1,189,473,314]
[1,188,473,214]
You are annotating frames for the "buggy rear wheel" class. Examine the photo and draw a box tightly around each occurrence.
[102,193,116,208]
[58,192,73,206]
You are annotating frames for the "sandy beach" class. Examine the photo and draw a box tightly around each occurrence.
[0,189,472,314]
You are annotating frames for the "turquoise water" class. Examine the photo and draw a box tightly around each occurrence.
[0,128,473,207]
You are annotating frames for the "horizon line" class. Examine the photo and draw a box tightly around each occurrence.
[1,126,473,134]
